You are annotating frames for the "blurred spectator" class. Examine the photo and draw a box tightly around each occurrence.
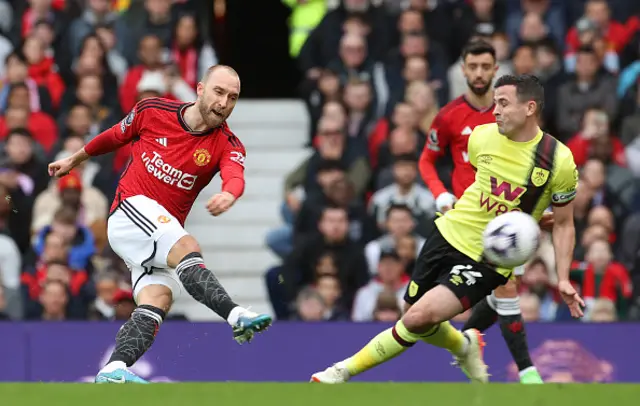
[516,13,554,49]
[364,203,424,274]
[556,45,617,140]
[535,38,566,134]
[352,248,407,321]
[405,80,438,135]
[520,258,558,321]
[0,84,58,152]
[119,34,196,113]
[371,288,402,322]
[23,34,66,109]
[1,51,54,115]
[284,115,370,202]
[519,293,541,322]
[171,13,218,89]
[368,153,434,235]
[33,206,95,270]
[0,231,21,320]
[512,42,537,75]
[302,69,343,142]
[115,0,175,66]
[315,274,350,320]
[68,0,118,58]
[31,170,107,251]
[94,23,129,83]
[343,79,377,140]
[89,271,118,320]
[292,286,327,321]
[375,126,423,186]
[112,288,135,320]
[298,0,390,79]
[505,0,565,52]
[38,279,68,321]
[368,102,422,170]
[564,0,631,73]
[451,0,505,60]
[567,108,626,167]
[589,298,618,322]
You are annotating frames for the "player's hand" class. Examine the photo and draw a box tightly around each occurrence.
[435,192,456,213]
[539,212,554,232]
[207,192,236,216]
[558,280,585,318]
[48,157,76,178]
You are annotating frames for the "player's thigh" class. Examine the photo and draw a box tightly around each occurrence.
[403,284,464,332]
[116,195,190,269]
[130,263,182,306]
[403,225,451,306]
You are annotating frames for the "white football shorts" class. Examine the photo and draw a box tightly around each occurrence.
[107,195,188,302]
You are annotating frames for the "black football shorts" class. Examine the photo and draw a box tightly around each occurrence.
[403,222,510,310]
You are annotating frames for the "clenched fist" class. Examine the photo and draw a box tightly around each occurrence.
[48,157,76,178]
[206,192,236,216]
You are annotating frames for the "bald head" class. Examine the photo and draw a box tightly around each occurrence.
[202,65,240,89]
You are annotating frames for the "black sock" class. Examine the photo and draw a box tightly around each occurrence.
[498,313,534,371]
[176,252,238,320]
[463,297,499,332]
[107,304,165,367]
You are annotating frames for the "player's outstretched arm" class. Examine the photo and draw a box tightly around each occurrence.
[48,147,90,177]
[551,201,585,318]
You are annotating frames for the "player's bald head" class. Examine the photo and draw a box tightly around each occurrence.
[202,65,241,91]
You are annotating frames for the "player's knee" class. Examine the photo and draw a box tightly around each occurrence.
[167,235,201,268]
[494,280,518,298]
[402,304,442,333]
[137,285,173,313]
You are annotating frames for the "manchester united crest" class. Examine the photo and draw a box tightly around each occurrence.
[157,215,171,224]
[193,149,211,167]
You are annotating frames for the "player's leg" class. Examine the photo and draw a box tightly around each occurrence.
[96,282,173,384]
[491,276,543,384]
[166,235,271,344]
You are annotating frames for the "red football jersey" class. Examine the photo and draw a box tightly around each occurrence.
[85,98,246,226]
[419,96,495,198]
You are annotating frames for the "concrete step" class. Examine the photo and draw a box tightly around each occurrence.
[195,176,284,201]
[199,249,281,275]
[233,126,306,149]
[228,100,308,127]
[188,223,272,248]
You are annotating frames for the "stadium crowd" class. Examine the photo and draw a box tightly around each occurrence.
[0,0,214,322]
[265,0,640,324]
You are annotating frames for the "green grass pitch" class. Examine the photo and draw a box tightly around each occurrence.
[1,383,638,406]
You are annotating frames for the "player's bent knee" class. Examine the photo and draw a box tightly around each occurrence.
[402,303,443,333]
[494,279,518,298]
[166,235,201,268]
[137,284,173,313]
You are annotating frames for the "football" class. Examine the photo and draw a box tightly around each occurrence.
[482,211,541,268]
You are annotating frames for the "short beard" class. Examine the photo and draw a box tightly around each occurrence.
[467,80,492,96]
[197,100,223,128]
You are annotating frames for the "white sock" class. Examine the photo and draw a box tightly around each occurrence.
[519,366,538,378]
[226,306,245,326]
[100,361,127,373]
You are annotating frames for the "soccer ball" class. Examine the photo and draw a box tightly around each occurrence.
[482,211,540,268]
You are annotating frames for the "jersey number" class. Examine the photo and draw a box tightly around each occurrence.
[449,265,483,286]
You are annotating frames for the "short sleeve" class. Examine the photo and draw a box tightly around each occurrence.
[551,147,578,206]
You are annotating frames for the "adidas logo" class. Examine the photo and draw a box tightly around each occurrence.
[462,126,473,136]
[155,138,167,147]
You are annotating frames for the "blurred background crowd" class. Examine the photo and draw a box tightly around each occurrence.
[0,0,639,326]
[264,0,640,324]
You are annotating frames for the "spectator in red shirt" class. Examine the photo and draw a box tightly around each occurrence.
[566,108,626,167]
[565,0,631,57]
[0,83,58,152]
[22,34,65,109]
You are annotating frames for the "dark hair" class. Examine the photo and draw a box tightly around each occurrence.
[46,259,70,268]
[53,206,78,225]
[462,40,496,61]
[393,153,418,164]
[386,203,413,219]
[535,37,559,56]
[8,82,29,94]
[33,19,53,30]
[576,44,597,56]
[317,159,346,173]
[320,204,348,219]
[494,74,545,115]
[5,50,27,65]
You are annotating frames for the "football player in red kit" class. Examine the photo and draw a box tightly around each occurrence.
[49,65,272,384]
[419,41,543,384]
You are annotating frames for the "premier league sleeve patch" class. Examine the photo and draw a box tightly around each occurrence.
[120,109,136,133]
[427,129,440,151]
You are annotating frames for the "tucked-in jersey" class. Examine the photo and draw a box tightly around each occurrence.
[85,97,246,226]
[435,123,578,277]
[419,96,495,198]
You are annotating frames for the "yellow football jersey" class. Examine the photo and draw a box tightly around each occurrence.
[435,123,578,277]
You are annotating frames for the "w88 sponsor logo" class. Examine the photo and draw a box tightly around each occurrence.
[141,151,197,190]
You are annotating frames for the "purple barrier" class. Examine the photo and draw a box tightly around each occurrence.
[0,322,638,382]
